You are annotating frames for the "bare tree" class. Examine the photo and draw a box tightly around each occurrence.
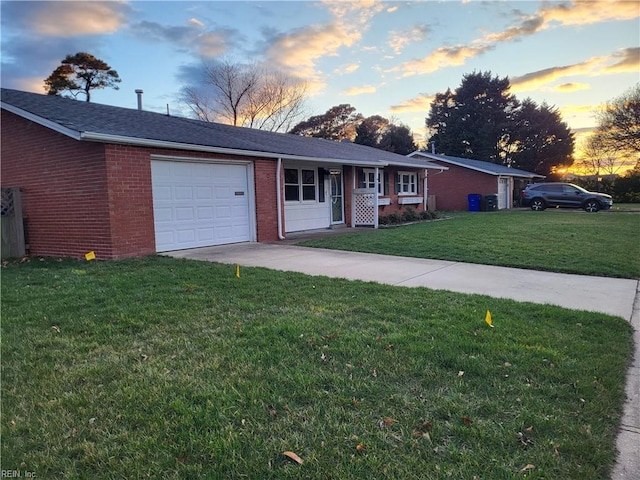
[578,134,626,176]
[180,60,307,132]
[594,83,640,156]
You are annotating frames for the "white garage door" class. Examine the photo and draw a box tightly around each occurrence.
[151,160,252,252]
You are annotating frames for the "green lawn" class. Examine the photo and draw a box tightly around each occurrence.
[1,256,634,479]
[299,210,640,279]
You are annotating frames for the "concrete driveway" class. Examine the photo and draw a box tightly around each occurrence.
[165,242,639,479]
[167,243,637,319]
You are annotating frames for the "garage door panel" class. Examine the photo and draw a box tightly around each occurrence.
[197,206,214,219]
[175,207,194,221]
[152,160,252,252]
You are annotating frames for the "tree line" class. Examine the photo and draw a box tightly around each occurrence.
[43,53,638,180]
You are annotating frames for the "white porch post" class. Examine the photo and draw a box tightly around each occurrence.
[423,169,428,210]
[351,165,356,228]
[374,166,379,228]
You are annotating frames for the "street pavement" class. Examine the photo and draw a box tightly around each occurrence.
[166,242,639,479]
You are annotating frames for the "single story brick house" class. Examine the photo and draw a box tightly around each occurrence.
[408,151,544,210]
[1,88,444,259]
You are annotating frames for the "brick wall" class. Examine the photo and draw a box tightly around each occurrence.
[1,110,282,258]
[427,162,498,210]
[253,158,279,242]
[1,110,114,258]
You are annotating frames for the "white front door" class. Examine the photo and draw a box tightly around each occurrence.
[330,171,344,224]
[498,178,510,209]
[151,160,252,252]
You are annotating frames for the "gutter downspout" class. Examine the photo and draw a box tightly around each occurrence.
[423,169,428,211]
[374,167,379,228]
[276,158,285,240]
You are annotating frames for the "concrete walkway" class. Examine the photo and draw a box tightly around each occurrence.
[166,243,639,479]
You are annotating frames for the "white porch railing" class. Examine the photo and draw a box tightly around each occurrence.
[352,188,376,226]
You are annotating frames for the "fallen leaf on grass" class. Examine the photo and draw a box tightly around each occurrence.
[268,406,277,417]
[282,451,303,464]
[51,326,61,334]
[356,443,365,452]
[519,464,535,473]
[378,418,394,428]
[461,416,473,426]
[457,371,465,377]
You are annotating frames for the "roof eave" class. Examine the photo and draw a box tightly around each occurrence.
[409,151,542,178]
[79,131,387,167]
[2,101,82,140]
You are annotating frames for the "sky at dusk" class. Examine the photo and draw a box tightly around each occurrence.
[1,0,639,152]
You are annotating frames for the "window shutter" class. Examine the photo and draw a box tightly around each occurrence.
[358,169,365,188]
[416,173,421,194]
[383,172,389,195]
[395,172,400,194]
[318,168,325,202]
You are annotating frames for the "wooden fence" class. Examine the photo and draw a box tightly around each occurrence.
[1,187,26,259]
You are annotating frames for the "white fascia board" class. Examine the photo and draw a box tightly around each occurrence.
[389,160,449,170]
[2,103,82,140]
[79,131,386,167]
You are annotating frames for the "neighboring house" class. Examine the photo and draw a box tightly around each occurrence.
[1,88,444,259]
[408,151,544,210]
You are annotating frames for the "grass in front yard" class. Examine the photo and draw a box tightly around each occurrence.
[1,257,633,478]
[299,210,640,278]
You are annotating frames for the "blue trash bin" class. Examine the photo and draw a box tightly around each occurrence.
[468,194,482,212]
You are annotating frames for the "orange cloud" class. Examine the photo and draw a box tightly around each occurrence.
[511,48,639,92]
[265,23,361,80]
[540,0,639,27]
[265,0,386,92]
[388,24,429,55]
[555,82,590,92]
[394,44,494,77]
[394,1,639,77]
[603,47,640,73]
[26,1,128,37]
[343,85,377,95]
[341,63,361,74]
[13,78,48,94]
[390,93,436,113]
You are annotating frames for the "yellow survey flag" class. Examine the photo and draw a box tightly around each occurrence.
[236,265,240,278]
[85,251,96,261]
[485,310,494,328]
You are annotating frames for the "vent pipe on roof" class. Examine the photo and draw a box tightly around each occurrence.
[135,89,143,111]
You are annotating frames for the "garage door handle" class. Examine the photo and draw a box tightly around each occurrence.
[235,191,245,196]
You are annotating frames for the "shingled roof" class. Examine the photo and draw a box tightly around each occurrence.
[1,88,443,170]
[409,151,544,179]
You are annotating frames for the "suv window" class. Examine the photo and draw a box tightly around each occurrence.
[542,185,563,192]
[562,185,579,194]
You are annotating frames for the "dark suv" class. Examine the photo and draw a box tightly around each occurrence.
[521,182,613,212]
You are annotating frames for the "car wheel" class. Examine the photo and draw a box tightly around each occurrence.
[584,200,600,213]
[530,198,546,211]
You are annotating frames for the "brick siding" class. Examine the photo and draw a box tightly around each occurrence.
[1,110,281,259]
[427,162,498,211]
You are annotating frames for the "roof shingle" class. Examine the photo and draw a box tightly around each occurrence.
[1,88,442,169]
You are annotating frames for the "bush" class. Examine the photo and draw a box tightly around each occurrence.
[380,209,440,225]
[401,207,420,222]
[420,210,439,220]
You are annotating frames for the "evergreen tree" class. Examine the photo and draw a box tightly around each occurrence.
[379,124,417,155]
[44,52,121,102]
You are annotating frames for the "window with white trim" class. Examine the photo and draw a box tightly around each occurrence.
[362,169,384,195]
[284,168,317,202]
[397,171,417,195]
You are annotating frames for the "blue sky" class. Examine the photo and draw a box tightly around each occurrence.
[1,0,638,150]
